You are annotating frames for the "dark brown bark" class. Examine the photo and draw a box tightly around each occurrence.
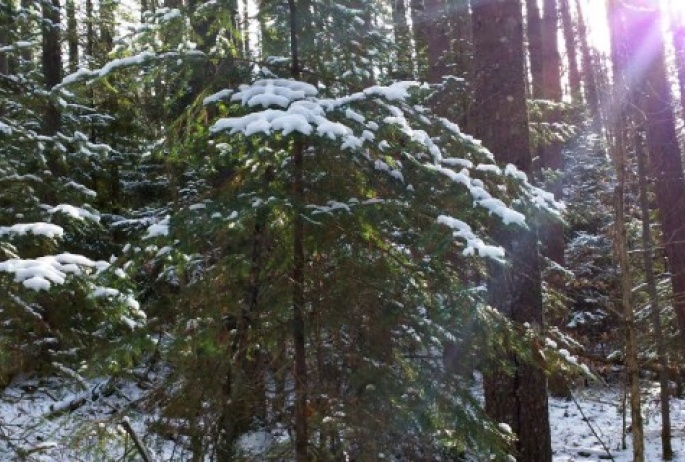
[560,0,581,99]
[540,0,566,270]
[85,0,94,58]
[575,0,599,118]
[424,0,450,83]
[541,0,562,102]
[289,2,308,461]
[472,1,552,460]
[66,0,77,73]
[42,0,61,137]
[526,0,544,99]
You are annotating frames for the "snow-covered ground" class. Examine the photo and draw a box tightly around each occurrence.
[2,375,684,461]
[551,382,685,461]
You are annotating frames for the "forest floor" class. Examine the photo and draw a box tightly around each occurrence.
[551,381,685,461]
[1,374,684,460]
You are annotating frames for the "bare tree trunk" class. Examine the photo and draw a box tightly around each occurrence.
[612,122,645,462]
[288,2,308,460]
[575,0,599,119]
[526,0,544,99]
[42,0,61,137]
[85,0,94,58]
[636,124,673,460]
[472,1,552,460]
[607,1,644,459]
[66,0,77,73]
[669,0,685,118]
[560,0,581,99]
[0,0,10,75]
[632,3,685,358]
[424,0,450,83]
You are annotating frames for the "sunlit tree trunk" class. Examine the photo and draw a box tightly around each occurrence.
[607,1,645,459]
[575,0,599,119]
[669,0,685,118]
[526,0,544,98]
[560,0,581,99]
[631,2,685,359]
[472,1,552,459]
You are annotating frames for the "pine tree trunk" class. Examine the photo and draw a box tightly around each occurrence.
[424,0,450,83]
[575,0,599,119]
[289,2,308,460]
[612,122,645,462]
[0,0,10,75]
[66,0,77,73]
[526,0,544,99]
[636,125,673,460]
[607,1,644,459]
[669,0,685,118]
[632,3,685,359]
[42,0,61,137]
[560,0,581,99]
[85,0,94,58]
[472,1,552,460]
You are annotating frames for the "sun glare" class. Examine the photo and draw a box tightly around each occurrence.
[579,0,685,53]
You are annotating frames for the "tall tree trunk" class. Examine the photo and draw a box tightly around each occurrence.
[42,0,61,137]
[472,1,552,460]
[560,0,581,99]
[669,0,685,118]
[85,0,94,58]
[392,0,413,78]
[636,124,673,460]
[607,1,645,458]
[526,0,544,99]
[613,121,645,462]
[66,0,77,73]
[575,0,599,119]
[631,3,685,358]
[289,2,308,461]
[410,0,428,79]
[424,0,450,83]
[0,0,10,75]
[539,0,565,269]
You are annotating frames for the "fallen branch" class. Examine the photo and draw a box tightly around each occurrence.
[120,417,154,462]
[570,390,615,461]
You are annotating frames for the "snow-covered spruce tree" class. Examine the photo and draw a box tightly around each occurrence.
[51,0,561,458]
[126,72,560,457]
[0,2,145,386]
